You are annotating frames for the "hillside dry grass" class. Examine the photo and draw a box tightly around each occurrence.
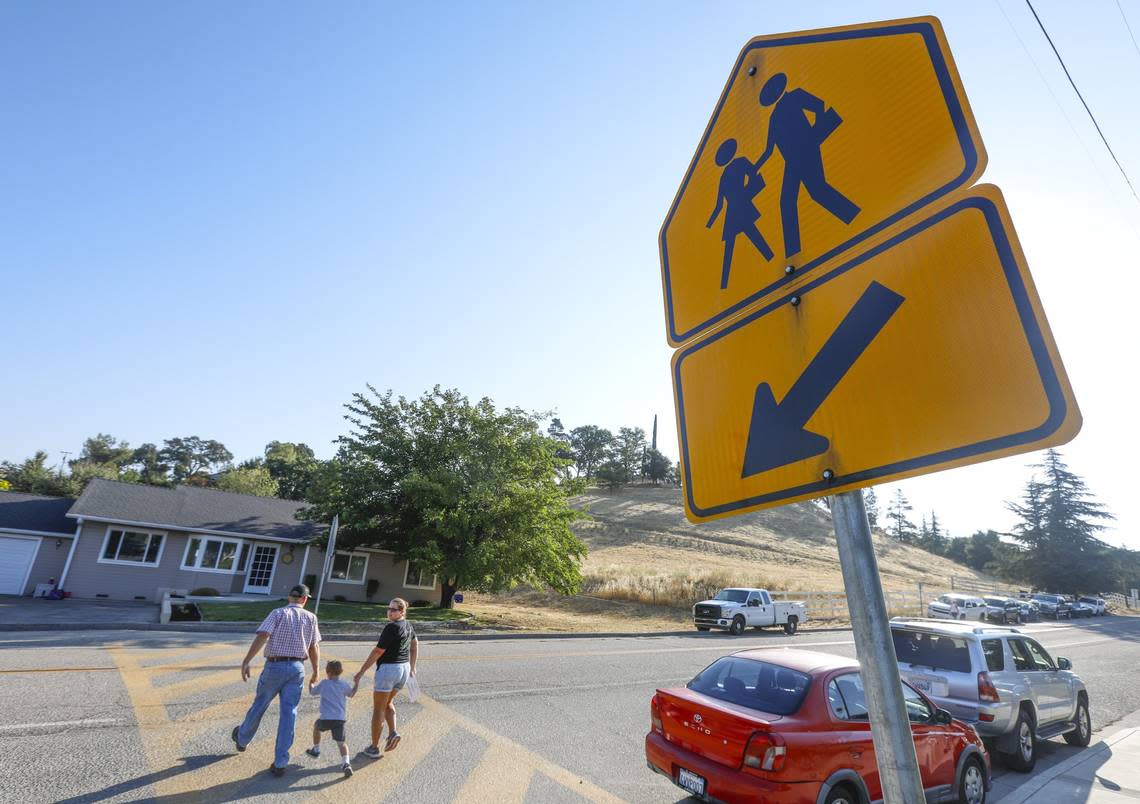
[467,485,1003,631]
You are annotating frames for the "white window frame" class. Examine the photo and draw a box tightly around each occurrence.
[181,535,246,574]
[97,525,167,568]
[403,561,436,590]
[327,551,369,585]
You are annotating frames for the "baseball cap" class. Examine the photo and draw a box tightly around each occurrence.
[289,584,311,598]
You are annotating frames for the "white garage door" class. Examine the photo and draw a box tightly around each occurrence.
[0,536,40,595]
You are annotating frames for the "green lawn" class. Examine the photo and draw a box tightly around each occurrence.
[195,598,473,623]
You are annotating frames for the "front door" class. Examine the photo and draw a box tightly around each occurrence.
[244,544,278,594]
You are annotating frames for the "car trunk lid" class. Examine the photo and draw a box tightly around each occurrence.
[656,687,779,769]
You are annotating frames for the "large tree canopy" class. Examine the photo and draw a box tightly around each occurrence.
[304,386,587,607]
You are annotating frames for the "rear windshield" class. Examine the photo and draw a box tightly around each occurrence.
[892,629,972,672]
[714,590,749,603]
[1032,594,1059,603]
[982,639,1005,671]
[688,656,811,716]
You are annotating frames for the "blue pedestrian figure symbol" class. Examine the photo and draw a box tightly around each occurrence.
[755,72,861,259]
[706,138,774,289]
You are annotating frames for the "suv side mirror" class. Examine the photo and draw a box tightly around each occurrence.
[933,708,953,725]
[1057,657,1072,670]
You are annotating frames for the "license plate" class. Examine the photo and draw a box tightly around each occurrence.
[677,767,706,797]
[908,674,948,697]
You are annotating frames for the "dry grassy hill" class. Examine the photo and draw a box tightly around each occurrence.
[462,485,1004,632]
[573,485,997,602]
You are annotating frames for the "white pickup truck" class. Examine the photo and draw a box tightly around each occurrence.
[693,587,807,635]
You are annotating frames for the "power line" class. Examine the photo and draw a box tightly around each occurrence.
[1024,0,1140,202]
[1116,0,1140,62]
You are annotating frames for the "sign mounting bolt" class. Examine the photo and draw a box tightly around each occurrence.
[748,65,757,76]
[785,265,795,275]
[790,295,802,307]
[822,469,835,482]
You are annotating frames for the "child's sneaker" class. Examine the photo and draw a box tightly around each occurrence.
[305,747,320,758]
[342,762,353,777]
[362,745,382,759]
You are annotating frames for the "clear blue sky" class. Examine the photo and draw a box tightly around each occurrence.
[4,2,1139,548]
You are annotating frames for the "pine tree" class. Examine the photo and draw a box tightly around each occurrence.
[863,488,879,528]
[927,511,947,555]
[886,489,916,543]
[1006,450,1114,593]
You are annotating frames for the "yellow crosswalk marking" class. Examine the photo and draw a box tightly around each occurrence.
[454,742,535,804]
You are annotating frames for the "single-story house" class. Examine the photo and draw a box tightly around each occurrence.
[0,478,439,603]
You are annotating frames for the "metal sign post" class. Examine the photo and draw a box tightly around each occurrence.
[831,490,925,802]
[313,515,338,615]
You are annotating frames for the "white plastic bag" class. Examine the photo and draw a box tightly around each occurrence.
[405,672,420,703]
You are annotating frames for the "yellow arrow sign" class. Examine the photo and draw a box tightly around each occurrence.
[660,16,987,347]
[672,185,1079,522]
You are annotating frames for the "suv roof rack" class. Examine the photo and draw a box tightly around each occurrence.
[889,617,1021,635]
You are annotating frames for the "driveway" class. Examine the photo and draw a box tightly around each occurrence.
[0,596,159,626]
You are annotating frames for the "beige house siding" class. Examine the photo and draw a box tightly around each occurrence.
[22,535,72,595]
[307,547,440,604]
[63,521,310,602]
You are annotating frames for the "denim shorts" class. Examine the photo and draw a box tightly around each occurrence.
[374,662,410,692]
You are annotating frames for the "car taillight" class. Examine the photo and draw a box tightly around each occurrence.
[978,671,1000,703]
[650,695,663,734]
[743,732,786,771]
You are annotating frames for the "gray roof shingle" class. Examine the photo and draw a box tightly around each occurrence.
[0,492,77,535]
[69,479,322,542]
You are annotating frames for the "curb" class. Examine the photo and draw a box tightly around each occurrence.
[994,727,1139,803]
[0,622,853,640]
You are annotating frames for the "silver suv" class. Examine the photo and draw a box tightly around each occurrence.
[890,618,1090,772]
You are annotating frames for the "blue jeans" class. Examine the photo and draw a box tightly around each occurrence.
[237,660,305,767]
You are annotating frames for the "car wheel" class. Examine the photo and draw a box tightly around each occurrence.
[696,626,710,632]
[784,616,798,635]
[1065,697,1091,747]
[729,616,745,636]
[958,755,986,804]
[1003,709,1037,772]
[824,784,859,804]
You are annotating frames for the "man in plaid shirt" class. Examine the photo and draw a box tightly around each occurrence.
[231,584,321,776]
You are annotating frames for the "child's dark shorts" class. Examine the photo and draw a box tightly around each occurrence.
[315,719,346,742]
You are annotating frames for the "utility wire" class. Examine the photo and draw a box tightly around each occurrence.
[1025,0,1140,202]
[1116,0,1140,62]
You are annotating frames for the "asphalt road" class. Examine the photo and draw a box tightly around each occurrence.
[0,616,1137,803]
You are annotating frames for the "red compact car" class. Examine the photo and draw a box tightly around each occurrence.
[645,649,990,804]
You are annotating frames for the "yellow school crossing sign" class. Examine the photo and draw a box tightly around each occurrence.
[659,16,987,347]
[672,185,1080,521]
[660,16,1080,522]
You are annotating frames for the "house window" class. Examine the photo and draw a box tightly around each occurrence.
[329,552,368,584]
[99,528,165,567]
[182,537,244,572]
[404,561,436,589]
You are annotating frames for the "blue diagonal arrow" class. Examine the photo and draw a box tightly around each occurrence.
[741,281,905,477]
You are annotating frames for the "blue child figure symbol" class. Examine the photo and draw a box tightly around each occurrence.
[755,72,860,259]
[706,138,774,290]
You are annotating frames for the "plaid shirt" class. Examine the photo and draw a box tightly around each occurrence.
[257,603,321,660]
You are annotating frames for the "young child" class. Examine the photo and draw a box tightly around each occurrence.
[305,659,359,776]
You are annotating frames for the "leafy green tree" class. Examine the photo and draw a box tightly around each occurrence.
[129,443,170,485]
[304,386,587,608]
[925,511,947,555]
[263,441,318,500]
[595,460,630,491]
[0,451,76,497]
[863,488,879,528]
[614,427,647,481]
[74,433,134,468]
[886,489,916,543]
[159,437,233,484]
[645,448,672,486]
[965,530,1001,571]
[1007,450,1114,593]
[215,466,280,497]
[943,536,968,564]
[569,425,613,480]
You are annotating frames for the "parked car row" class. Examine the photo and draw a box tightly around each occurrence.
[647,618,1092,804]
[927,591,1110,622]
